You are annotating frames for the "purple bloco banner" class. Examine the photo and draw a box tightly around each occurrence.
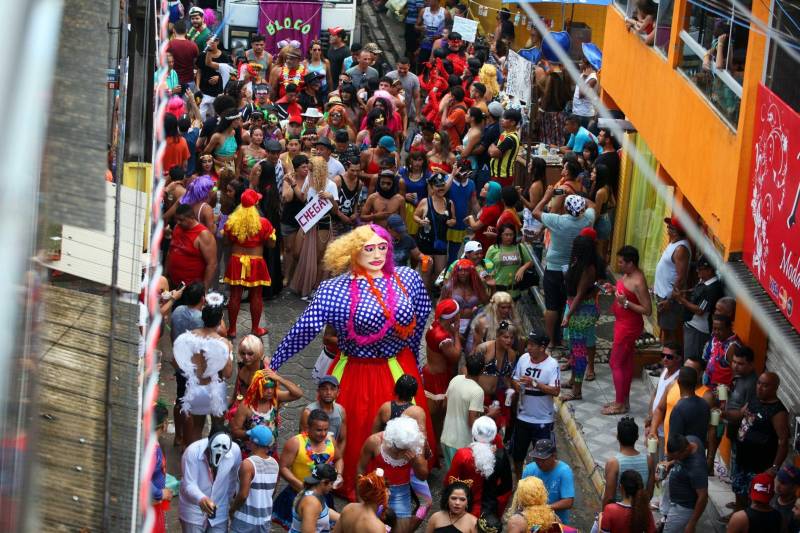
[257,0,323,56]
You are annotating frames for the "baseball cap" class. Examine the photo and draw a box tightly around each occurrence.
[364,42,383,55]
[579,227,597,240]
[531,439,556,459]
[527,330,550,347]
[387,214,407,233]
[378,135,397,153]
[304,463,338,485]
[304,71,325,85]
[318,375,340,388]
[488,101,504,118]
[265,139,282,152]
[428,173,447,187]
[288,114,303,125]
[314,136,333,150]
[777,465,800,486]
[463,240,482,254]
[664,215,684,233]
[246,425,275,447]
[749,473,775,504]
[329,26,344,36]
[696,255,713,269]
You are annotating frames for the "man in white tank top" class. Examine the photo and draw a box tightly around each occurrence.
[654,216,691,344]
[644,342,683,458]
[230,425,280,532]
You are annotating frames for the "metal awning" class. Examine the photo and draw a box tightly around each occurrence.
[727,259,800,413]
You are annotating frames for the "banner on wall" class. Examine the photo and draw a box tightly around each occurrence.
[743,84,800,332]
[257,1,323,55]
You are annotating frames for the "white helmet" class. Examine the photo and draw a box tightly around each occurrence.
[207,432,232,469]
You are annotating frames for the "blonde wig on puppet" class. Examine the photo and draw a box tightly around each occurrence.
[225,203,262,242]
[323,224,396,276]
[505,477,558,530]
[479,64,500,100]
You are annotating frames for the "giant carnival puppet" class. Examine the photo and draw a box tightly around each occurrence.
[270,224,433,500]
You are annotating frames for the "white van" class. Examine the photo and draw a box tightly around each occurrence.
[222,0,360,51]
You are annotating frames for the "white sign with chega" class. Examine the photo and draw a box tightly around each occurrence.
[505,49,532,103]
[295,196,333,232]
[452,16,479,43]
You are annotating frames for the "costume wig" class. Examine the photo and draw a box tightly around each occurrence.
[478,64,500,99]
[323,224,395,276]
[203,8,217,28]
[442,259,487,304]
[238,334,265,360]
[505,477,558,530]
[357,469,390,511]
[470,416,497,478]
[225,204,262,242]
[180,175,214,205]
[383,416,424,456]
[242,369,278,410]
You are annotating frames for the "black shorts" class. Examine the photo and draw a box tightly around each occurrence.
[175,369,187,402]
[543,269,567,312]
[512,419,554,462]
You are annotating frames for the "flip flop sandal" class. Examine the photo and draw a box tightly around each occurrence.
[601,404,629,416]
[585,372,596,381]
[560,392,582,401]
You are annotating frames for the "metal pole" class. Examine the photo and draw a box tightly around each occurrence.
[103,0,132,529]
[107,0,121,140]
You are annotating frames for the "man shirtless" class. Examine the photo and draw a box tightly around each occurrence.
[361,170,404,228]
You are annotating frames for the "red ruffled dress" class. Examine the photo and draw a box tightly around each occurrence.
[223,218,276,287]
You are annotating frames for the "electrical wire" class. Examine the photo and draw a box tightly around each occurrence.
[137,0,170,531]
[691,0,800,46]
[517,1,800,382]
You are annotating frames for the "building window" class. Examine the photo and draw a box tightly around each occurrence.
[765,1,800,113]
[676,0,751,128]
[654,0,675,55]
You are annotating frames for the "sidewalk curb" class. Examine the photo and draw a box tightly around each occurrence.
[362,3,402,64]
[555,398,607,500]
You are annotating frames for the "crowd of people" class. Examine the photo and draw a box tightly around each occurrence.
[148,3,800,533]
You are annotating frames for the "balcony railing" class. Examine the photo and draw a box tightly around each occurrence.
[677,29,743,128]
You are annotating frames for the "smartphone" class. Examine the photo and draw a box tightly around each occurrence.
[553,188,566,196]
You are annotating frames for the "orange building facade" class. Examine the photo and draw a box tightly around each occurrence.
[599,0,773,361]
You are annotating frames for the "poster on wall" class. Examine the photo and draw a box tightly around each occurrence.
[257,0,323,55]
[505,50,532,103]
[743,83,800,331]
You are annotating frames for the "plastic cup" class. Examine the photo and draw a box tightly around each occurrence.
[420,254,431,272]
[505,388,515,406]
[647,437,658,454]
[711,408,721,426]
[717,384,728,401]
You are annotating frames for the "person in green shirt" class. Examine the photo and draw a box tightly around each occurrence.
[485,224,533,299]
[187,6,212,52]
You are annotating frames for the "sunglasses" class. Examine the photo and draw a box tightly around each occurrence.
[239,350,254,355]
[363,242,389,253]
[498,320,511,331]
[331,112,342,118]
[661,352,678,360]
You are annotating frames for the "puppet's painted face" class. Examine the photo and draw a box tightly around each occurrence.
[357,233,389,275]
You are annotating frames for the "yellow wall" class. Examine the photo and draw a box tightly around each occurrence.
[471,2,607,50]
[599,0,769,256]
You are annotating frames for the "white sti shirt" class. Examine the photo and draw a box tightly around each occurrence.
[179,437,242,527]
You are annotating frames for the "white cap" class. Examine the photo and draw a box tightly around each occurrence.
[463,241,482,255]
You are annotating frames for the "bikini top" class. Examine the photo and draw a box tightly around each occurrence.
[482,345,513,378]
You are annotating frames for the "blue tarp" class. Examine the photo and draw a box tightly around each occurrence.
[501,0,612,4]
